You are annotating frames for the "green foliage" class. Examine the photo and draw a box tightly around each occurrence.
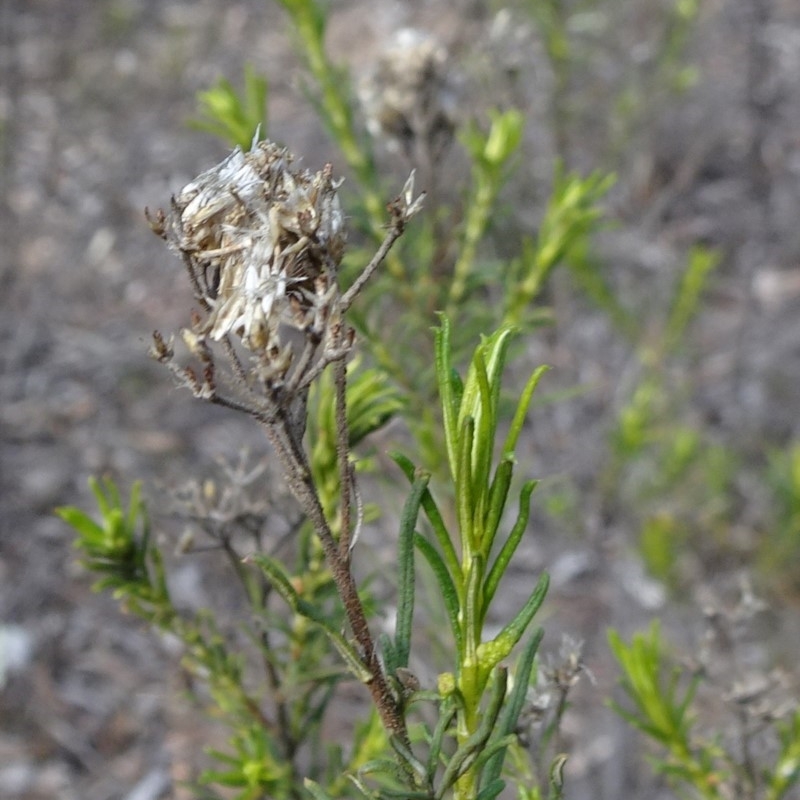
[638,513,686,587]
[609,623,701,749]
[447,110,526,313]
[59,2,800,799]
[308,361,406,522]
[57,362,411,798]
[56,478,172,622]
[391,317,550,800]
[59,480,325,798]
[504,164,619,330]
[520,0,703,167]
[591,244,736,588]
[609,622,730,799]
[609,622,800,800]
[187,7,614,481]
[188,63,269,149]
[60,319,553,800]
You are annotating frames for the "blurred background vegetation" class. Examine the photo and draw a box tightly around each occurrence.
[1,0,799,798]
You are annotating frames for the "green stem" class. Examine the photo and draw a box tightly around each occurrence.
[447,169,496,314]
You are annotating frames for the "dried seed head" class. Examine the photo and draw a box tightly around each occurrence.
[164,140,347,362]
[359,29,458,161]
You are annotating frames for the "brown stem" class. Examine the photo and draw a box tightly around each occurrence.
[334,357,353,559]
[261,420,410,746]
[340,222,405,313]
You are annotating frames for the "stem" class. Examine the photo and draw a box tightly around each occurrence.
[446,168,496,314]
[334,357,353,557]
[341,220,405,313]
[260,419,410,748]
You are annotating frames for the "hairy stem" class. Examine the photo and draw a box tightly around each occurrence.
[260,418,410,749]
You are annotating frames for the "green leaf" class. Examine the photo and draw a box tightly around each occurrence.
[456,416,476,550]
[470,349,495,501]
[483,109,524,167]
[664,245,721,355]
[607,622,699,746]
[434,315,459,477]
[484,479,538,608]
[55,506,105,542]
[380,632,399,675]
[480,628,544,789]
[503,366,549,456]
[483,457,514,558]
[476,778,506,800]
[304,778,336,800]
[90,475,123,517]
[389,734,428,781]
[392,452,461,587]
[457,327,513,442]
[188,64,269,149]
[413,534,462,654]
[345,365,406,447]
[395,471,430,668]
[464,554,485,662]
[426,697,458,779]
[477,572,549,671]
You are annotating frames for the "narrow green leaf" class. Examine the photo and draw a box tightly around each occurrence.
[370,789,432,800]
[434,315,459,477]
[247,553,298,605]
[481,628,544,789]
[380,632,399,675]
[476,778,506,800]
[426,698,458,779]
[89,476,116,518]
[464,555,485,661]
[500,628,543,738]
[395,472,430,668]
[549,754,568,798]
[484,458,514,557]
[477,572,549,670]
[391,452,460,586]
[665,246,720,354]
[471,734,517,774]
[503,365,549,456]
[56,506,105,542]
[457,328,512,435]
[450,367,464,419]
[456,416,476,549]
[304,778,335,800]
[389,735,428,781]
[356,756,405,779]
[471,349,495,500]
[413,534,462,654]
[484,480,538,608]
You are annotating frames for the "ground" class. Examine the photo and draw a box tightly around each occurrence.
[1,1,800,799]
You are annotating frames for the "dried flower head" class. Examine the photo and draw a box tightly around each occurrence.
[541,635,589,692]
[163,140,347,372]
[359,28,459,162]
[149,136,419,439]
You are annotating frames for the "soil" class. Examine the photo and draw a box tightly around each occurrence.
[1,1,799,799]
